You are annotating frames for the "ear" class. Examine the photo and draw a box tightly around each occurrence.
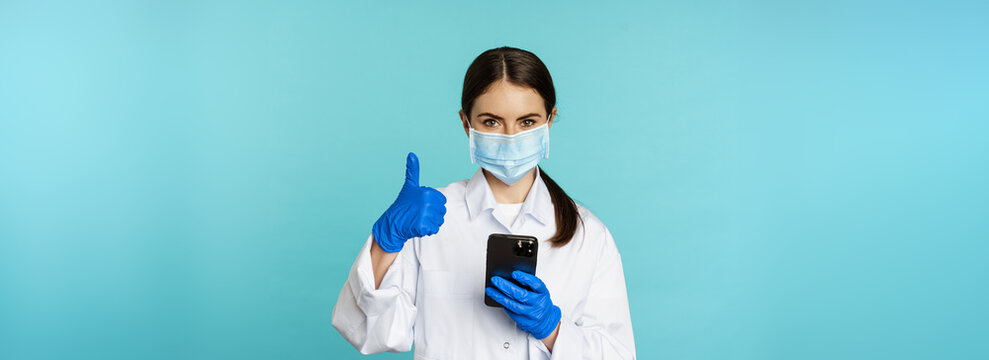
[459,109,470,137]
[548,107,557,129]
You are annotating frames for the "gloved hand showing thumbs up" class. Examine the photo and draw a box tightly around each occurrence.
[372,152,448,253]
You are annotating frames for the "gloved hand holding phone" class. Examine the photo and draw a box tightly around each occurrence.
[486,270,562,340]
[372,152,447,253]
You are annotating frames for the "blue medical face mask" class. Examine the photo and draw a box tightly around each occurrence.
[467,116,551,186]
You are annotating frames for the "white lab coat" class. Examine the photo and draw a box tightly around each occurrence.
[331,166,636,359]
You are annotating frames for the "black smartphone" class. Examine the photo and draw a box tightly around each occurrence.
[484,233,538,307]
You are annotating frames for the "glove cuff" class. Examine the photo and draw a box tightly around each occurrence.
[532,305,562,340]
[371,218,404,253]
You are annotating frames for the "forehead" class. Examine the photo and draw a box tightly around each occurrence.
[472,80,545,117]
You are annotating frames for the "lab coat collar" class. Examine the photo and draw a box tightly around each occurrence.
[465,166,553,226]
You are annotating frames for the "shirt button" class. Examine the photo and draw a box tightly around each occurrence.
[503,341,510,349]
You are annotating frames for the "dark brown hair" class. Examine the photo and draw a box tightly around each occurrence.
[461,46,582,247]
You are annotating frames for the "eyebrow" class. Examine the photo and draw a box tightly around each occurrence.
[477,112,541,120]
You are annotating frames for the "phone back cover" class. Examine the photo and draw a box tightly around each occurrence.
[484,233,538,307]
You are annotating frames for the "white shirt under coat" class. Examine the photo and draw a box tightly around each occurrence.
[331,166,636,359]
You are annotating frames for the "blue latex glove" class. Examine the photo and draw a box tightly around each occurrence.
[371,152,447,252]
[485,270,562,340]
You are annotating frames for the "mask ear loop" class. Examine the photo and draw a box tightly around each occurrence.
[544,113,551,159]
[466,115,476,164]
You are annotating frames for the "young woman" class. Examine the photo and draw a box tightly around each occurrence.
[332,46,636,359]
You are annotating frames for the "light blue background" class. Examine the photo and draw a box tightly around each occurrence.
[1,0,986,359]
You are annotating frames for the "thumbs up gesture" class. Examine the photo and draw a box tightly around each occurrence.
[372,152,448,253]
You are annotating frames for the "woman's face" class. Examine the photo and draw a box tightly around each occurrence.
[460,79,557,136]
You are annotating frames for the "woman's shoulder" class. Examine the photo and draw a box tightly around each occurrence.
[434,178,469,202]
[573,203,618,250]
[575,204,605,231]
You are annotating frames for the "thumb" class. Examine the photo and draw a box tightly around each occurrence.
[404,152,420,188]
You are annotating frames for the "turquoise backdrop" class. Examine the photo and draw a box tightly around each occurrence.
[1,0,986,359]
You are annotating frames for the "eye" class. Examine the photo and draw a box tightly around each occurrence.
[521,119,535,127]
[483,119,499,127]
